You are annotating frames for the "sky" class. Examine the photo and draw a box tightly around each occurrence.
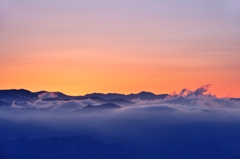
[0,0,240,97]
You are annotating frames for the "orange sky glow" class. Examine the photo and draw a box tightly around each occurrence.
[0,0,240,97]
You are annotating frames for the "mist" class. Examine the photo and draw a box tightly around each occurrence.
[1,85,240,158]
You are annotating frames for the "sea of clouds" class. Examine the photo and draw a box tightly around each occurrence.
[0,85,240,158]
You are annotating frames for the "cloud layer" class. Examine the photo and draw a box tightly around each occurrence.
[0,85,240,158]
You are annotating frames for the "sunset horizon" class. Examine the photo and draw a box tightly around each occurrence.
[1,0,240,98]
[1,1,240,159]
[0,84,238,98]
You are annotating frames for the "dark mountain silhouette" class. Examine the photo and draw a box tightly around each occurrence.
[81,97,134,105]
[44,96,134,105]
[84,91,168,100]
[34,90,48,95]
[84,93,126,100]
[0,136,136,159]
[107,98,134,105]
[230,98,240,102]
[42,91,168,102]
[0,89,38,103]
[75,97,135,105]
[35,91,75,100]
[80,103,121,112]
[127,91,168,100]
[0,89,168,107]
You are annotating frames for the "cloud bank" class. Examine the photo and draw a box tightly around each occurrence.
[0,85,240,158]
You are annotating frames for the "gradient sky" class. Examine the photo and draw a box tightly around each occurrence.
[0,0,240,97]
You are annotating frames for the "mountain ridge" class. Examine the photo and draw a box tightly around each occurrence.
[0,89,169,105]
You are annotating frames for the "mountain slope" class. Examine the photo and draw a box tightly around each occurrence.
[0,136,137,159]
[0,89,38,103]
[80,103,121,112]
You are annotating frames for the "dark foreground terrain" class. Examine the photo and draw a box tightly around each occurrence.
[0,136,136,159]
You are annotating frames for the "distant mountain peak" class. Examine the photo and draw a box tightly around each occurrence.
[138,91,155,95]
[0,89,169,106]
[81,103,121,112]
[38,92,58,99]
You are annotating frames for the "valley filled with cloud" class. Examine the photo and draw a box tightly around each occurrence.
[0,85,240,158]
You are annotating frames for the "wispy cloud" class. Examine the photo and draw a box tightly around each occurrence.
[0,85,239,143]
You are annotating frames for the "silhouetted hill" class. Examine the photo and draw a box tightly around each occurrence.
[0,89,37,103]
[108,98,134,105]
[85,93,126,100]
[230,98,240,102]
[81,103,121,112]
[36,91,75,100]
[85,91,168,100]
[127,91,168,100]
[0,89,169,107]
[0,136,136,159]
[43,97,134,106]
